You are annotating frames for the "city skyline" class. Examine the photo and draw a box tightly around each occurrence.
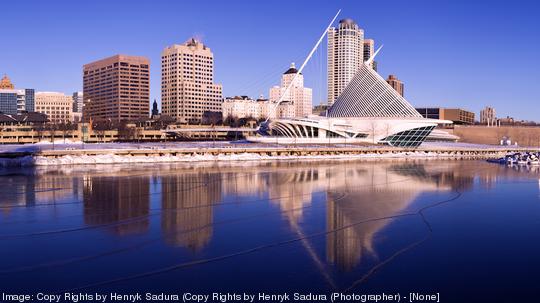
[1,0,539,120]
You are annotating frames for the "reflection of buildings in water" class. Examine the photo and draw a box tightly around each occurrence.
[222,172,265,197]
[432,170,475,191]
[34,174,82,203]
[267,169,322,225]
[323,161,523,271]
[160,172,222,251]
[2,160,533,265]
[2,175,36,209]
[322,163,448,271]
[1,172,82,215]
[250,163,428,271]
[83,176,150,235]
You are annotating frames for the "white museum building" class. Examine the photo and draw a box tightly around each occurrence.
[248,60,450,147]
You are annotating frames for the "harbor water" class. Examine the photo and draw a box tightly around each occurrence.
[1,159,540,302]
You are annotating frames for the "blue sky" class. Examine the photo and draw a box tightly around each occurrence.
[2,0,539,120]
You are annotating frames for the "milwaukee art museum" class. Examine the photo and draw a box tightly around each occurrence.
[248,61,451,147]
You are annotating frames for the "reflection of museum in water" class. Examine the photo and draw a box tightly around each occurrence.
[0,161,520,271]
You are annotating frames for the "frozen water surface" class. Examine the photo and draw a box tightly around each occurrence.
[1,159,540,302]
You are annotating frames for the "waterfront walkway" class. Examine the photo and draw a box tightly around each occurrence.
[0,142,537,162]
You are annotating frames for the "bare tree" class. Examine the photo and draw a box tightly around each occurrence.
[45,122,59,149]
[223,116,238,127]
[118,121,135,141]
[370,121,378,144]
[58,121,74,144]
[384,123,391,140]
[35,124,46,142]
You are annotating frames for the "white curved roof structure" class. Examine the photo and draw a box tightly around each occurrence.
[248,45,451,147]
[327,63,422,118]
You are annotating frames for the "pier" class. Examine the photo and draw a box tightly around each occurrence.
[1,143,539,163]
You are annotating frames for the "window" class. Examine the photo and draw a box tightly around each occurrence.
[380,126,435,148]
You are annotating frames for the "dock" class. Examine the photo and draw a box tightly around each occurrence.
[1,143,538,162]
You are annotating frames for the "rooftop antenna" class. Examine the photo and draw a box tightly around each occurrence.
[263,9,341,124]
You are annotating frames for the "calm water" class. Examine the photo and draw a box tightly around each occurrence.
[1,160,540,302]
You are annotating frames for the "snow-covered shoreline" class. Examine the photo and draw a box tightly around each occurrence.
[0,141,529,167]
[0,150,490,167]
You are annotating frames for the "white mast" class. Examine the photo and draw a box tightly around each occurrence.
[365,45,383,66]
[265,9,341,123]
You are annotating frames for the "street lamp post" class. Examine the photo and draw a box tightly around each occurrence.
[82,99,90,150]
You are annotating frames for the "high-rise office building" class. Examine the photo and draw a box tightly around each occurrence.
[363,39,377,71]
[0,90,17,114]
[72,91,83,113]
[35,92,74,123]
[0,88,34,115]
[83,55,150,121]
[161,38,223,124]
[386,74,404,97]
[327,19,364,106]
[22,89,34,112]
[480,106,496,126]
[269,63,313,118]
[0,75,34,113]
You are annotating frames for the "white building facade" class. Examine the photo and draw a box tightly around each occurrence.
[222,96,294,120]
[327,19,364,106]
[480,106,496,126]
[269,63,312,118]
[222,96,263,119]
[249,59,450,147]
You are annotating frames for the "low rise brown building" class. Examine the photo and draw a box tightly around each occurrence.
[415,107,475,125]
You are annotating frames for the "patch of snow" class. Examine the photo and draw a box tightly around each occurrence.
[0,150,467,167]
[34,139,84,145]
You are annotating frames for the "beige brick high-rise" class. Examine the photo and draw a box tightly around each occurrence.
[35,92,74,123]
[83,55,150,121]
[269,63,312,118]
[161,38,223,123]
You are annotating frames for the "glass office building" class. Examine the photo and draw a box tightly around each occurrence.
[0,90,18,115]
[0,89,35,115]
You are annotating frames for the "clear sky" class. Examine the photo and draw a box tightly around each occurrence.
[2,0,539,120]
